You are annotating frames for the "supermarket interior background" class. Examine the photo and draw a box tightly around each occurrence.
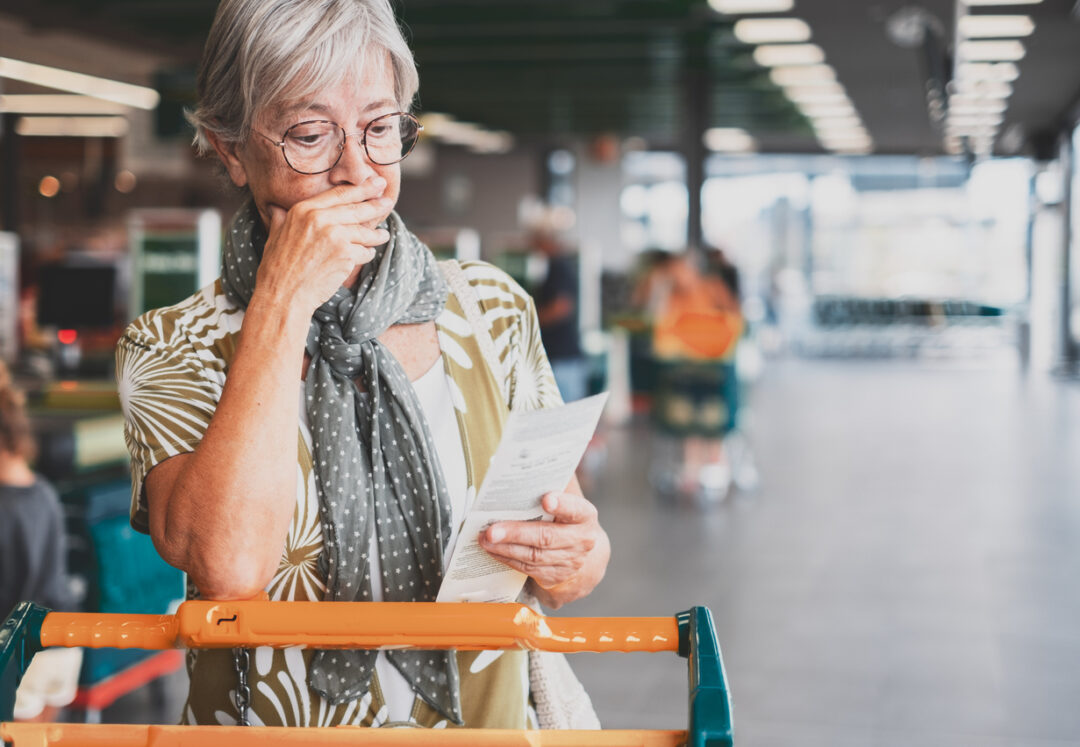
[1,0,1080,744]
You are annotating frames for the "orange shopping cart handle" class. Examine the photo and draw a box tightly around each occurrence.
[4,724,687,747]
[1,602,732,746]
[37,600,680,653]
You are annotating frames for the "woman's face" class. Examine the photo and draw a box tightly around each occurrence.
[216,52,402,230]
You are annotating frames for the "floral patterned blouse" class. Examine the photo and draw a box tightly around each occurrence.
[116,260,563,728]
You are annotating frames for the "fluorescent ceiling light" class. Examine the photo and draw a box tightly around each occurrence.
[770,65,836,86]
[734,18,811,44]
[419,112,455,127]
[703,127,757,152]
[15,115,130,137]
[945,118,999,131]
[787,89,850,105]
[709,0,794,14]
[0,94,127,115]
[958,15,1034,38]
[468,132,515,155]
[799,102,857,118]
[753,44,825,67]
[948,113,1005,126]
[946,126,998,139]
[811,117,865,131]
[420,113,514,153]
[956,62,1020,82]
[964,0,1041,5]
[949,97,1008,113]
[950,79,1013,98]
[959,40,1026,62]
[0,57,158,110]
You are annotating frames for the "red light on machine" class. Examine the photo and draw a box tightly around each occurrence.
[57,329,78,345]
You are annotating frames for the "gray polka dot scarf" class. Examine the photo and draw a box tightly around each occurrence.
[221,199,462,724]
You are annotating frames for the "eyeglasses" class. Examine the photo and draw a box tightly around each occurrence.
[255,111,423,174]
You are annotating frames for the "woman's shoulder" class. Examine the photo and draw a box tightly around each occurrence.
[121,279,244,359]
[449,259,533,311]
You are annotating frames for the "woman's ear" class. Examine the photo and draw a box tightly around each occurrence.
[206,130,249,188]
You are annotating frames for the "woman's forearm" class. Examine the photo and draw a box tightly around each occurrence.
[149,289,311,599]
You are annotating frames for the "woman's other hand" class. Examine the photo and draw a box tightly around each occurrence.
[478,480,610,609]
[255,176,391,313]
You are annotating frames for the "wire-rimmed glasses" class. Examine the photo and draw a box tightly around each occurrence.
[256,111,422,174]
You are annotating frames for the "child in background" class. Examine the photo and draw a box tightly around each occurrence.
[0,361,81,720]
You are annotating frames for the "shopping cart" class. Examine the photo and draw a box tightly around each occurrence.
[1,600,732,746]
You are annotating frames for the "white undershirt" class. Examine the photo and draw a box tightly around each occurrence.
[367,356,469,722]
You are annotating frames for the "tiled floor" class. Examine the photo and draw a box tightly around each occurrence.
[92,357,1080,744]
[568,357,1080,746]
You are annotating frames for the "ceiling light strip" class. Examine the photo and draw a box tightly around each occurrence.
[708,0,795,14]
[734,18,811,44]
[0,57,159,110]
[958,15,1034,38]
[0,94,128,115]
[15,115,130,138]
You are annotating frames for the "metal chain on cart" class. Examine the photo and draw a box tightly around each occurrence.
[232,647,252,726]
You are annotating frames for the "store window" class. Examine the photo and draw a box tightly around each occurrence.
[1070,122,1080,348]
[619,152,687,253]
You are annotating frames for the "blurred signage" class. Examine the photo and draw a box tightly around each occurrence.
[128,209,220,320]
[0,232,16,362]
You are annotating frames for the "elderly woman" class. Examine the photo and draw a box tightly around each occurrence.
[116,0,609,729]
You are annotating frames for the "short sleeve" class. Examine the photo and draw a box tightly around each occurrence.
[116,324,222,534]
[508,293,565,412]
[455,261,564,413]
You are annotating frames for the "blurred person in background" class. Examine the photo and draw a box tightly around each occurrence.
[701,246,741,315]
[0,361,81,721]
[633,251,741,359]
[0,361,72,621]
[533,229,587,402]
[632,251,743,498]
[115,0,608,730]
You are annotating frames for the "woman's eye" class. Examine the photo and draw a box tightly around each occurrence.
[287,126,332,147]
[367,124,392,139]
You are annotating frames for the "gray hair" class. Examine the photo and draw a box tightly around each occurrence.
[187,0,419,153]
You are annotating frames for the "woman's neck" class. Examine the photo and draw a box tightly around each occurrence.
[0,451,35,487]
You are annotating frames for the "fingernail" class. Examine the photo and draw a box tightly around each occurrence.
[371,176,387,189]
[488,526,505,543]
[545,494,559,511]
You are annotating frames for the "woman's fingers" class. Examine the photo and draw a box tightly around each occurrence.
[253,176,394,312]
[479,490,602,590]
[483,517,594,552]
[481,541,585,588]
[314,199,393,229]
[301,178,387,211]
[540,491,599,525]
[338,224,390,247]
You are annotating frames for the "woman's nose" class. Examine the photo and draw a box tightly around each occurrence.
[330,132,377,183]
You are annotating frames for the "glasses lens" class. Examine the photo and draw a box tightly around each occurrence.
[282,121,342,174]
[365,113,420,165]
